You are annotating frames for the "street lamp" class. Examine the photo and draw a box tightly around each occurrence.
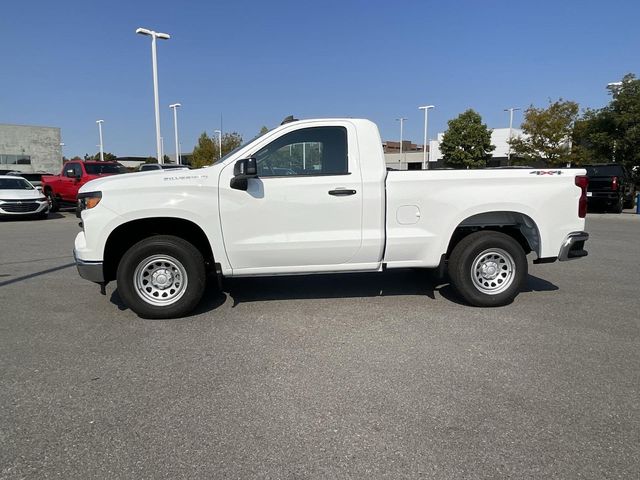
[96,120,104,161]
[396,117,407,156]
[169,103,181,164]
[214,129,222,160]
[418,105,434,169]
[136,27,171,164]
[504,107,520,166]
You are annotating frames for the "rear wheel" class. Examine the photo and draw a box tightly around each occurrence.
[448,231,527,307]
[45,189,59,212]
[623,191,635,210]
[116,235,206,319]
[612,195,624,214]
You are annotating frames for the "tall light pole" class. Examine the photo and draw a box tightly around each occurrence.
[136,27,171,164]
[214,129,222,160]
[418,105,434,170]
[169,103,181,164]
[504,107,520,166]
[96,120,104,161]
[396,117,407,156]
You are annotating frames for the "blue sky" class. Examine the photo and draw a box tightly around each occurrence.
[1,0,638,157]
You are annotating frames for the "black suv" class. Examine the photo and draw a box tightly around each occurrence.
[583,163,636,213]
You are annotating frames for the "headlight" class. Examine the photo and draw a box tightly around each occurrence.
[77,191,102,217]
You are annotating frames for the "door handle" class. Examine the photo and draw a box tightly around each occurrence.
[328,189,356,196]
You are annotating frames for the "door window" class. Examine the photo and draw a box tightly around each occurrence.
[254,127,348,177]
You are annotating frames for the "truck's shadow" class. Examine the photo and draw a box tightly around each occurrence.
[224,271,558,308]
[110,271,558,315]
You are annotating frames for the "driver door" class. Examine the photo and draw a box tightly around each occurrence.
[218,124,363,273]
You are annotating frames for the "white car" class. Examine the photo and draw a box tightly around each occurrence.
[0,175,50,219]
[74,118,589,318]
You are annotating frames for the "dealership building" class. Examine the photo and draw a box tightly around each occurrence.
[0,123,62,174]
[385,127,526,170]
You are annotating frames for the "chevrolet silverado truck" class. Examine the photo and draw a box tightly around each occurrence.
[584,163,636,213]
[42,161,127,211]
[74,118,589,318]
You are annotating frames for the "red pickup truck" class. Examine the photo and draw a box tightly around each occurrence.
[42,161,127,211]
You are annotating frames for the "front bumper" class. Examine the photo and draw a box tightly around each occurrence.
[73,249,105,283]
[558,231,589,261]
[0,199,49,216]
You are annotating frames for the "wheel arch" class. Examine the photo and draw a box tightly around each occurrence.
[445,211,541,260]
[103,217,215,282]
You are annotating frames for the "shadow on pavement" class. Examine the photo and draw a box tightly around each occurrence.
[0,262,75,287]
[225,269,440,307]
[108,271,560,315]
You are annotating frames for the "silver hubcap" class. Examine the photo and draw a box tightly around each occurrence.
[134,255,188,306]
[471,248,515,295]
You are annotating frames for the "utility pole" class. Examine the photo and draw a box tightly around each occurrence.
[96,120,104,161]
[504,107,520,166]
[170,103,181,164]
[136,27,171,164]
[396,117,407,158]
[418,106,434,169]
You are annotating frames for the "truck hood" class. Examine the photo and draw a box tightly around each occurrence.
[79,167,216,194]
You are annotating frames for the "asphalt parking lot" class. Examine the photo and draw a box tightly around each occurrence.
[1,212,639,479]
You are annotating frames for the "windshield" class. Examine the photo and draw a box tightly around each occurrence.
[85,163,128,175]
[0,178,34,190]
[585,165,623,177]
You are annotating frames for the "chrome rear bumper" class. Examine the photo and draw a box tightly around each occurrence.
[558,231,589,261]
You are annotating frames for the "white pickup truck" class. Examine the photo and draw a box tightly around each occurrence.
[74,118,589,318]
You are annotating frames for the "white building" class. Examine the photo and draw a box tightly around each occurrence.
[428,127,524,167]
[384,127,525,170]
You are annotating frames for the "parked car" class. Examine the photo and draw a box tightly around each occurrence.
[0,175,50,219]
[74,118,589,319]
[41,161,127,211]
[6,171,52,188]
[138,164,190,172]
[583,163,636,213]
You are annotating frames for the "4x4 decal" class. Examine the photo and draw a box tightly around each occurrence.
[530,170,564,175]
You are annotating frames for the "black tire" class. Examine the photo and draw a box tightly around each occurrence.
[623,192,635,210]
[116,235,206,319]
[612,195,623,214]
[45,189,59,212]
[448,231,527,307]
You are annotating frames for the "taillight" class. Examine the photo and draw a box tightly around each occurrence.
[611,176,618,191]
[575,175,588,218]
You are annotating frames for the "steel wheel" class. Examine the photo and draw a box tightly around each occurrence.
[133,254,188,306]
[470,248,516,295]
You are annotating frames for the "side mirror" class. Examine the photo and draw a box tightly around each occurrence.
[65,168,75,178]
[36,186,42,192]
[230,158,257,191]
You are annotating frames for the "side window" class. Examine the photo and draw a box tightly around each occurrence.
[254,126,348,177]
[73,164,83,177]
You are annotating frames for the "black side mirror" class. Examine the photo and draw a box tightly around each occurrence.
[231,158,258,190]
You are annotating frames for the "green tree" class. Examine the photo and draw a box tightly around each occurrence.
[84,152,118,162]
[509,99,579,167]
[212,132,243,160]
[259,126,269,135]
[191,132,216,168]
[573,73,640,170]
[441,109,495,169]
[145,156,158,164]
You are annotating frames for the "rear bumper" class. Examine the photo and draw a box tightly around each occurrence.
[73,249,105,283]
[558,231,589,261]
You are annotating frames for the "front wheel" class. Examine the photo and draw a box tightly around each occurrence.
[448,231,527,307]
[116,235,206,319]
